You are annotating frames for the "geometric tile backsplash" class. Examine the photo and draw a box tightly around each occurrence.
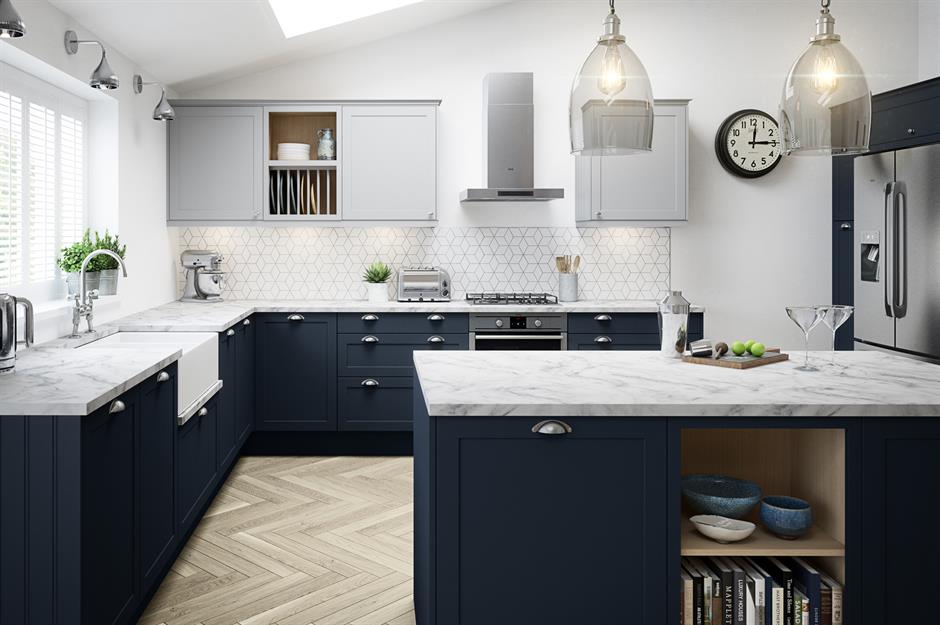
[177,226,671,301]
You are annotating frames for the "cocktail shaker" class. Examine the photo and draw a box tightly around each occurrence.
[659,290,690,358]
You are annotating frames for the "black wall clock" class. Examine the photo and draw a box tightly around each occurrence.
[715,109,782,178]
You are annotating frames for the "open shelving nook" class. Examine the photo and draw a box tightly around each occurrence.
[681,427,846,587]
[264,107,340,220]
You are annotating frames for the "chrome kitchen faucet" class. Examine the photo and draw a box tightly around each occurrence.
[71,250,128,337]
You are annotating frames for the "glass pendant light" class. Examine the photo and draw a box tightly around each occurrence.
[779,0,871,155]
[570,0,654,155]
[0,0,26,38]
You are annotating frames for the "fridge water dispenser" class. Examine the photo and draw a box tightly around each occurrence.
[860,230,880,282]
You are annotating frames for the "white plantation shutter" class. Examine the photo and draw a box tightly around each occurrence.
[0,63,87,299]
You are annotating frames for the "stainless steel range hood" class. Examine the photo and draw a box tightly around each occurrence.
[460,73,564,202]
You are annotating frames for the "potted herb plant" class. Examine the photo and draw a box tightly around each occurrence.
[93,230,127,296]
[362,261,392,303]
[57,230,97,297]
[56,229,128,297]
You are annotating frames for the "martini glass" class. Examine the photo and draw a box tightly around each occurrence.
[820,305,854,365]
[786,306,824,371]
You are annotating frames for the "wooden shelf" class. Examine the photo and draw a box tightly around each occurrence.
[681,518,845,557]
[267,160,337,168]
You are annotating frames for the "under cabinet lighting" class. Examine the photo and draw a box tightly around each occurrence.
[267,0,424,38]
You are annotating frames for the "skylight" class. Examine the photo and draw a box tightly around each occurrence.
[267,0,425,38]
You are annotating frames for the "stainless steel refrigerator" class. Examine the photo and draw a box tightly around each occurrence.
[854,144,940,360]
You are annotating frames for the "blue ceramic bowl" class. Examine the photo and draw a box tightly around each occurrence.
[760,496,813,539]
[681,474,763,520]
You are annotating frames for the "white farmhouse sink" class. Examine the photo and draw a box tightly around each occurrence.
[80,332,219,419]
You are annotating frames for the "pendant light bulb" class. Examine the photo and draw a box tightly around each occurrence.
[779,0,870,155]
[811,47,839,94]
[598,44,627,99]
[570,0,654,156]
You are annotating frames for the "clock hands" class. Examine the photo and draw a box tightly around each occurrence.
[750,128,757,148]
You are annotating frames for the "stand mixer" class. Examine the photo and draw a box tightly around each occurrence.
[180,250,225,302]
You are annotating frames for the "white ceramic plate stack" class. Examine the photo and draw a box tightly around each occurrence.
[277,142,311,161]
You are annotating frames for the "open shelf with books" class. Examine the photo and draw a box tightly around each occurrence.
[680,427,846,625]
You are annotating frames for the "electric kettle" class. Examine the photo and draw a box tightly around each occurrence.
[1,294,33,374]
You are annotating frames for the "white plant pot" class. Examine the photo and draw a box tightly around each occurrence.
[366,282,389,303]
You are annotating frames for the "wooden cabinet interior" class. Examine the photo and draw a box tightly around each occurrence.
[268,111,337,161]
[681,428,846,584]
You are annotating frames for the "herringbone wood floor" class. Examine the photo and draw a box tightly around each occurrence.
[138,456,415,625]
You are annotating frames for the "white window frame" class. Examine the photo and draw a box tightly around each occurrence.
[0,62,89,303]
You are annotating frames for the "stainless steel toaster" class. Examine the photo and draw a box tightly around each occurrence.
[397,267,451,302]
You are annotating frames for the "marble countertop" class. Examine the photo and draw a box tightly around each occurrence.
[111,299,705,333]
[0,345,181,416]
[413,351,940,417]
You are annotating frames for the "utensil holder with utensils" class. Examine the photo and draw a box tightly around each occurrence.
[556,255,581,302]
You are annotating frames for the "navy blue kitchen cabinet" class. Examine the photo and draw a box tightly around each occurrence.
[338,332,469,376]
[256,313,337,431]
[138,366,179,595]
[81,391,141,625]
[338,311,468,334]
[338,376,414,430]
[422,413,668,625]
[236,317,256,443]
[868,78,940,151]
[218,324,239,469]
[861,418,940,625]
[177,395,220,530]
[568,311,703,350]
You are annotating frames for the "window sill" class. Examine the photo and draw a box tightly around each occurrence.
[32,296,123,322]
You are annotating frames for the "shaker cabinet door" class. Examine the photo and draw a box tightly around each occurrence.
[342,105,437,221]
[169,106,263,221]
[256,314,337,431]
[576,101,688,222]
[435,417,668,625]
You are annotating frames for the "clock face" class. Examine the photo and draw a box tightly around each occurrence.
[715,110,782,178]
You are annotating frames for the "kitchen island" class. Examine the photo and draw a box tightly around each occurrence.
[412,350,940,625]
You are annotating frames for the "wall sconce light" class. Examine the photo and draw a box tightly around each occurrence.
[0,0,26,38]
[133,74,175,121]
[64,30,119,90]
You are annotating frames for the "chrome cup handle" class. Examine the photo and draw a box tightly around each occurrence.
[531,420,572,435]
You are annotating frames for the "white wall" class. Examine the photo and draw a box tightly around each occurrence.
[181,0,920,349]
[2,0,177,343]
[920,0,940,80]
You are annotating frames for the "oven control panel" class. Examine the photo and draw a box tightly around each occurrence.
[469,314,566,331]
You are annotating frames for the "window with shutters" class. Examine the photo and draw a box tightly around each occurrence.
[0,62,87,301]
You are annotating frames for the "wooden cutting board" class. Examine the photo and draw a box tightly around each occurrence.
[682,349,789,369]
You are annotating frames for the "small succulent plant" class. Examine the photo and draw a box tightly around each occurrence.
[362,262,392,284]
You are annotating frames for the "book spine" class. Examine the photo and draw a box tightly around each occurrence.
[830,586,842,625]
[722,570,735,625]
[773,586,784,625]
[695,573,704,625]
[734,570,746,625]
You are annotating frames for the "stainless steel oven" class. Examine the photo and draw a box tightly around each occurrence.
[469,313,567,350]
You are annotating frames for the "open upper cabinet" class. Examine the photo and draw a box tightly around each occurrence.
[166,100,439,225]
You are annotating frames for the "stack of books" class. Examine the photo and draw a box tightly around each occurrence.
[680,556,843,625]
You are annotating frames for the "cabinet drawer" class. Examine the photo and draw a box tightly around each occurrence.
[871,96,940,148]
[568,333,660,351]
[338,333,469,376]
[177,396,218,530]
[338,377,413,431]
[569,312,703,336]
[338,312,467,334]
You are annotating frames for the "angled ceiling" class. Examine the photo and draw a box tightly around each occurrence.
[48,0,511,92]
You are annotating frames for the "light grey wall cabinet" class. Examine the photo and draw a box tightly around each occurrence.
[576,100,689,223]
[168,106,263,222]
[167,101,439,224]
[342,104,438,221]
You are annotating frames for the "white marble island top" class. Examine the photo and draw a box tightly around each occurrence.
[413,351,940,417]
[0,345,181,416]
[111,299,704,333]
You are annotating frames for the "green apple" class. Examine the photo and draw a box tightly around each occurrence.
[731,341,747,356]
[750,342,766,357]
[744,339,756,352]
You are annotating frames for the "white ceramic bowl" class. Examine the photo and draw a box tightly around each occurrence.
[690,514,756,544]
